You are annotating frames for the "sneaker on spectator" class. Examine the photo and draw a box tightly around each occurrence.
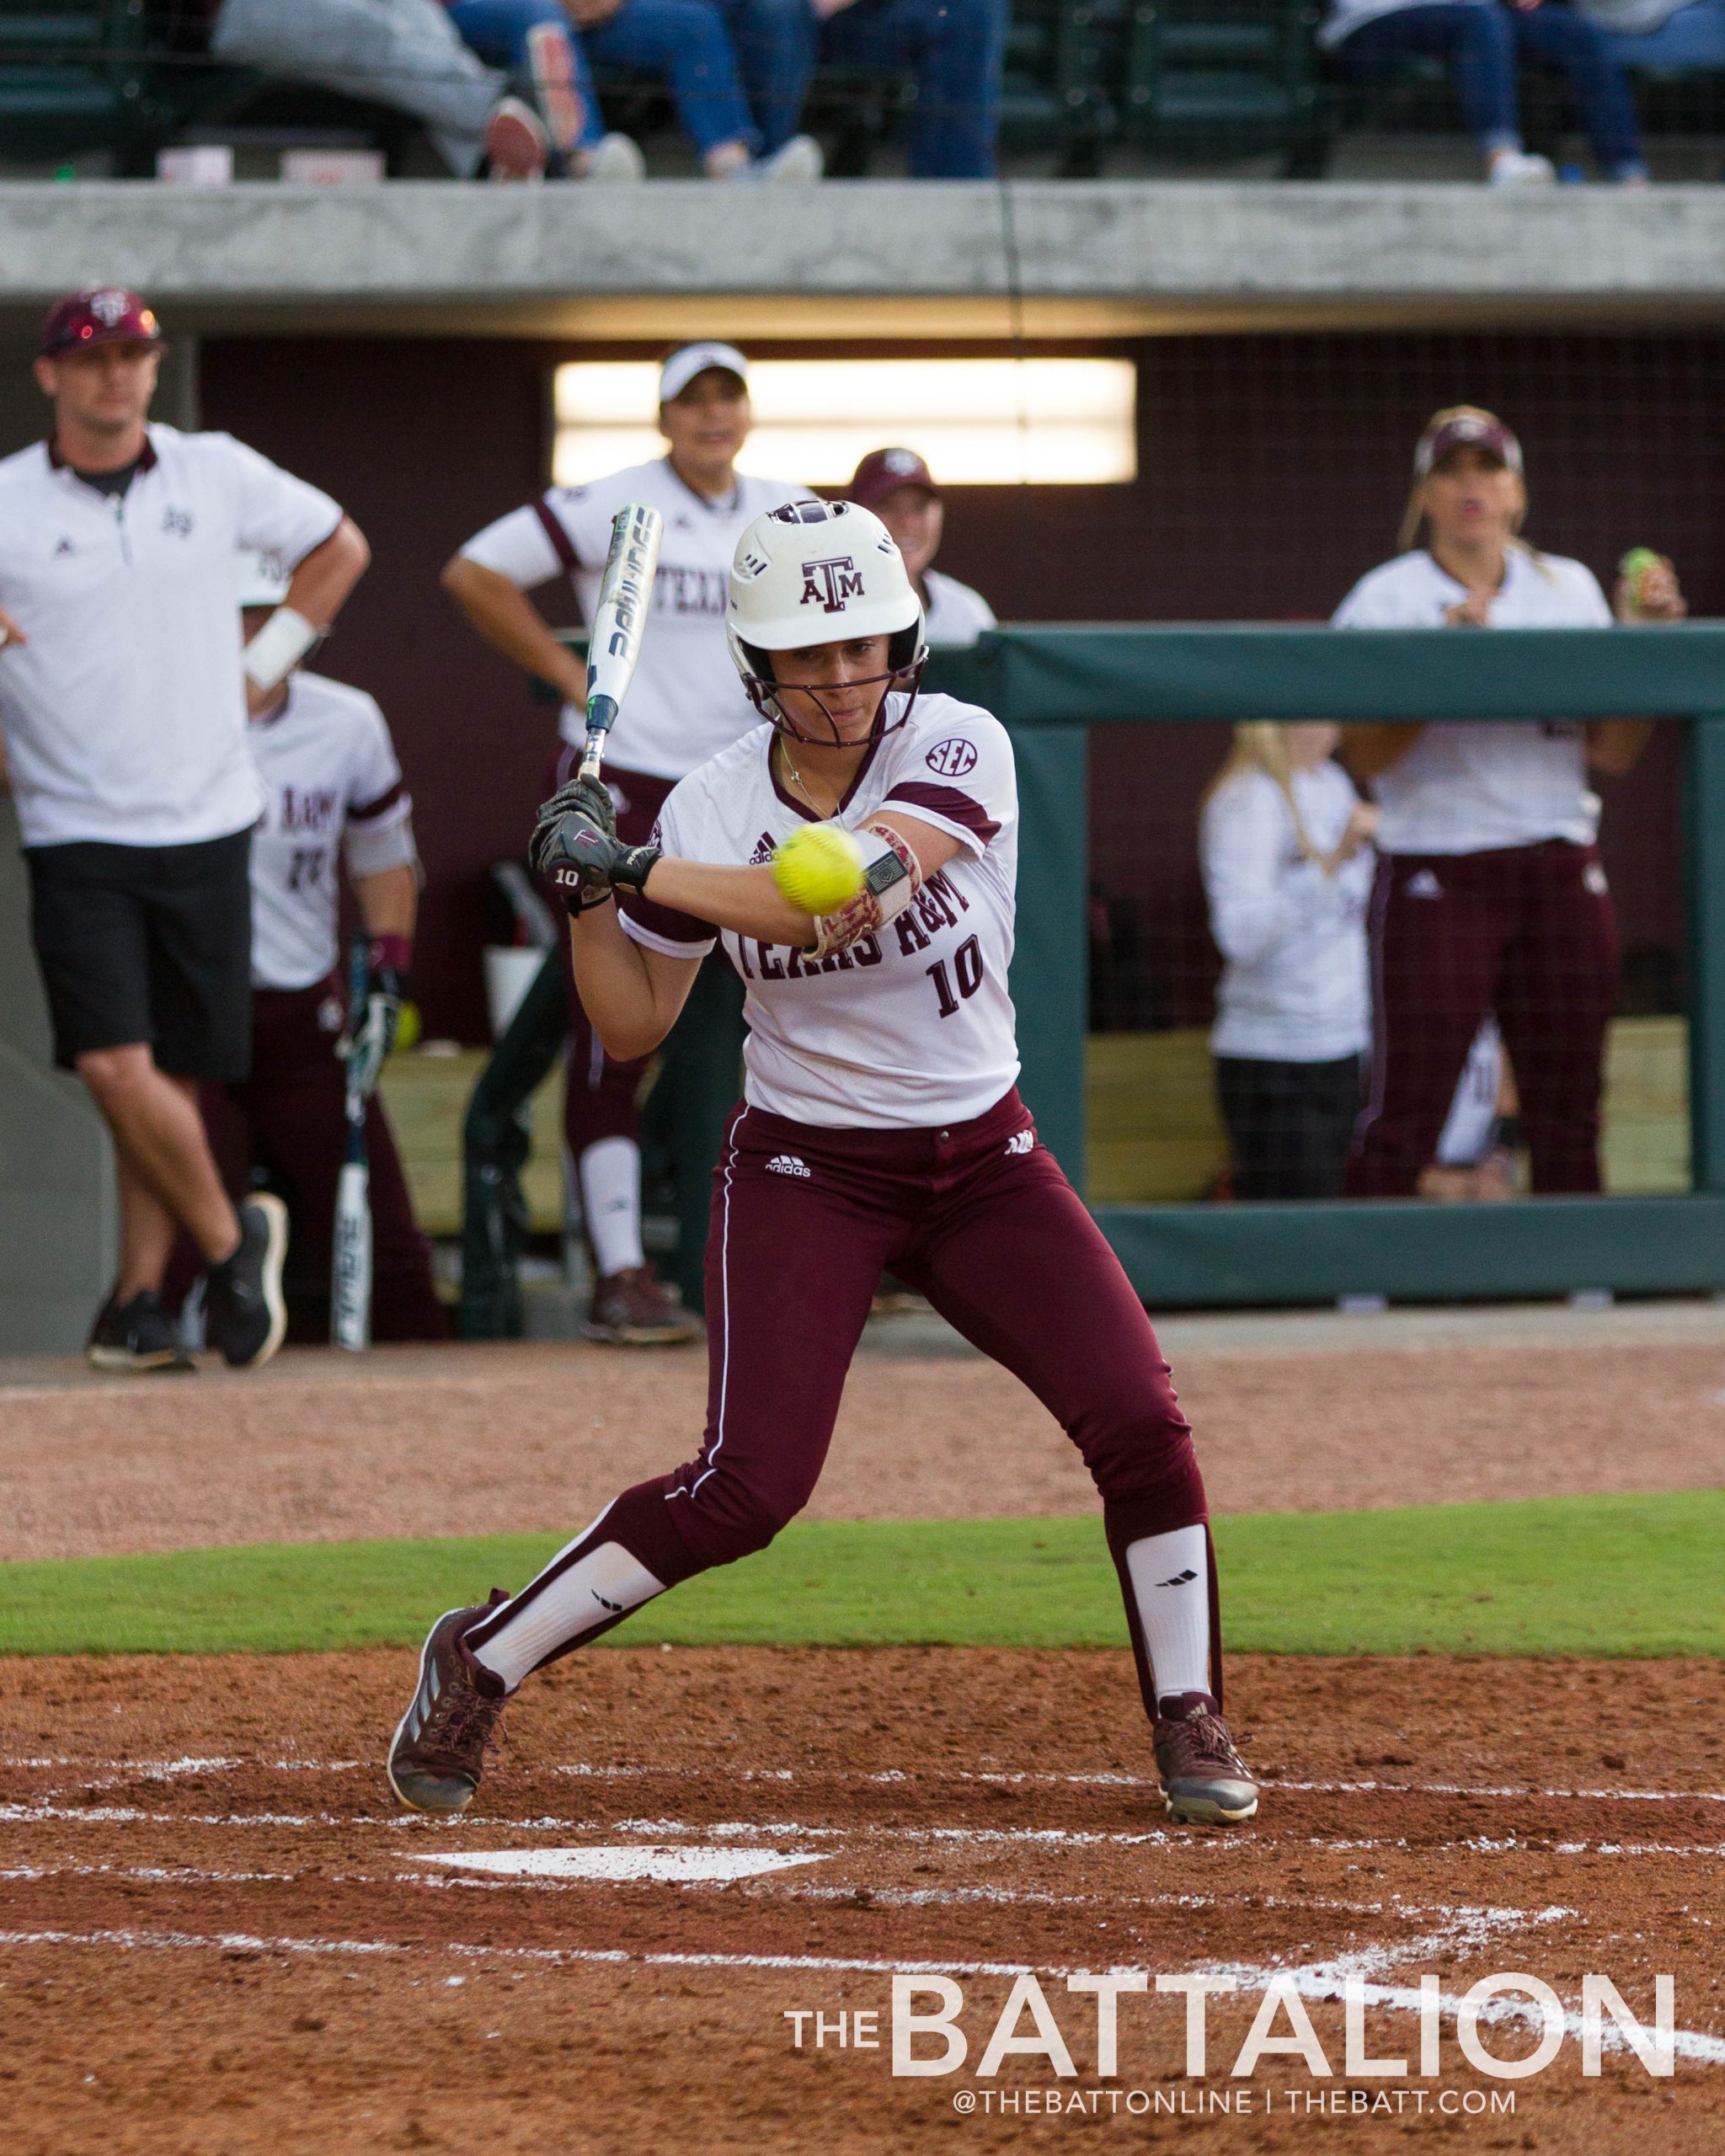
[584,1266,701,1347]
[748,134,825,184]
[485,96,549,183]
[585,132,646,183]
[87,1289,194,1374]
[525,20,585,157]
[1487,149,1555,189]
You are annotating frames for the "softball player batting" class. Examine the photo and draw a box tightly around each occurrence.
[389,499,1258,1828]
[443,340,803,1343]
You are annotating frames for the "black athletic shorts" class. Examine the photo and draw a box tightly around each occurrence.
[25,828,254,1080]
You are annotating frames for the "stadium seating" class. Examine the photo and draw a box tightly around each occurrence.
[0,0,158,166]
[1119,0,1332,176]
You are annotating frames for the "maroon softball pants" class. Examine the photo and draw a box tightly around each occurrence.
[489,1088,1215,1724]
[1348,839,1620,1198]
[198,979,447,1343]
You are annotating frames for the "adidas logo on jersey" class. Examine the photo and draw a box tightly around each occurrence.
[766,1154,811,1178]
[1405,869,1445,899]
[1004,1129,1036,1156]
[750,831,777,867]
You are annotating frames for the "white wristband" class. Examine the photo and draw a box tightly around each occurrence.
[243,606,318,691]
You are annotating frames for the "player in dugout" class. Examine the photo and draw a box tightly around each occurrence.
[172,552,447,1347]
[387,499,1258,1832]
[843,446,996,647]
[442,340,805,1345]
[0,288,370,1373]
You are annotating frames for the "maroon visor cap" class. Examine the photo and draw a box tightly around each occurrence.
[846,446,939,508]
[1413,411,1523,478]
[40,287,163,360]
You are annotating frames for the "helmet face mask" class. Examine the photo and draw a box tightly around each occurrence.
[728,500,927,745]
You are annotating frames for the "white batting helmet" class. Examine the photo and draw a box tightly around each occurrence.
[727,499,927,741]
[237,548,291,609]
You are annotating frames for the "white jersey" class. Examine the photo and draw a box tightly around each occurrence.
[620,692,1021,1129]
[1332,547,1612,856]
[0,423,340,850]
[247,670,414,991]
[921,568,996,648]
[457,458,802,782]
[1201,761,1373,1063]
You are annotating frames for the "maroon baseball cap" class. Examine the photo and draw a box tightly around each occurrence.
[847,446,939,508]
[40,286,162,360]
[1413,408,1522,478]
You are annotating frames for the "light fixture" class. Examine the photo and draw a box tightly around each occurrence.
[552,358,1137,488]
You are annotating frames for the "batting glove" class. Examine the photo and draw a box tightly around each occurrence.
[531,795,660,916]
[343,937,410,1096]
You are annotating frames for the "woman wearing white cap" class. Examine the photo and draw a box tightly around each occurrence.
[1335,405,1685,1198]
[444,341,805,1343]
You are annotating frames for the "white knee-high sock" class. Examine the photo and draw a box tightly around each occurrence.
[470,1538,665,1689]
[578,1136,644,1278]
[1124,1524,1212,1707]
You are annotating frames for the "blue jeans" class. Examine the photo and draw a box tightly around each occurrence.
[1600,0,1725,71]
[726,0,1006,176]
[1335,2,1647,175]
[447,0,756,157]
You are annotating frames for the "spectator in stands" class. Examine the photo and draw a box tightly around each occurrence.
[1334,405,1685,1198]
[211,0,553,178]
[1200,723,1379,1201]
[443,0,824,177]
[1319,0,1649,183]
[1577,0,1725,78]
[728,0,1007,176]
[844,448,996,646]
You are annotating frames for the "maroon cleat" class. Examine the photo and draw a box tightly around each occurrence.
[584,1265,700,1347]
[1153,1693,1259,1825]
[387,1593,512,1815]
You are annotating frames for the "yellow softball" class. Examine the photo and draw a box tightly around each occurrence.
[772,821,866,915]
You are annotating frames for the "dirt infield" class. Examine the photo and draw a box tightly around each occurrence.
[2,1647,1721,2154]
[5,1326,1725,1560]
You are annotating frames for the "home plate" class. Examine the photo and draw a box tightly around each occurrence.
[417,1846,827,1883]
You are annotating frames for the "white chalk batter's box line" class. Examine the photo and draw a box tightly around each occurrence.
[6,1797,1725,1866]
[0,1921,1717,2066]
[8,1756,1725,1807]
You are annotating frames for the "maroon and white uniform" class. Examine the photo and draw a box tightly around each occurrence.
[1335,547,1620,1195]
[464,693,1220,1744]
[193,671,445,1343]
[457,459,802,1278]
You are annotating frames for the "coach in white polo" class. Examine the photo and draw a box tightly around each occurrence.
[0,287,371,1373]
[443,339,801,1346]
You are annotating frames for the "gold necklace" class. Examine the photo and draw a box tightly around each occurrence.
[777,742,840,822]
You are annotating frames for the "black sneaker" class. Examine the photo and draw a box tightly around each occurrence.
[87,1289,194,1374]
[206,1194,289,1369]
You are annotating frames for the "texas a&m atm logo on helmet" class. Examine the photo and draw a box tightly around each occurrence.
[799,557,865,613]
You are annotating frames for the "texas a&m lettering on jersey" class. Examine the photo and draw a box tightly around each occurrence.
[248,670,415,991]
[618,691,1020,1129]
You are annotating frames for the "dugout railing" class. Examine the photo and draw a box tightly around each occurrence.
[927,622,1725,1307]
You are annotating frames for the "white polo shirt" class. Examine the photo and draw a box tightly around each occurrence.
[248,670,414,992]
[457,457,802,782]
[0,424,341,850]
[921,568,996,648]
[1332,546,1612,855]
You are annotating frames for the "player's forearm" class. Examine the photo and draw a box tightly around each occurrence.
[355,862,417,941]
[1586,718,1654,776]
[643,857,815,947]
[286,516,371,630]
[441,557,586,703]
[1340,723,1423,781]
[568,903,686,1059]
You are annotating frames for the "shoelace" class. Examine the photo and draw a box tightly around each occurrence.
[426,1680,506,1765]
[1179,1713,1248,1773]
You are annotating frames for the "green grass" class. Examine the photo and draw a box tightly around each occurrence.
[2,1491,1720,1658]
